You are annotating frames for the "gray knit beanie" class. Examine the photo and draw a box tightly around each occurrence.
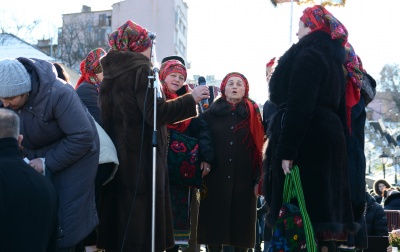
[0,59,32,98]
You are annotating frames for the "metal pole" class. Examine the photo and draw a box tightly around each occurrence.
[383,163,386,179]
[396,157,398,185]
[289,0,293,45]
[368,150,371,174]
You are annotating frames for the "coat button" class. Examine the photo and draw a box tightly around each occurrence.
[228,176,231,179]
[230,142,233,145]
[229,158,232,161]
[231,112,235,115]
[230,126,234,130]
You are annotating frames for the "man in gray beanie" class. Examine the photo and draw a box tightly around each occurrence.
[0,59,32,98]
[0,57,100,252]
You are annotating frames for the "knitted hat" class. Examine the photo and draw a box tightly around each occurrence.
[0,59,31,98]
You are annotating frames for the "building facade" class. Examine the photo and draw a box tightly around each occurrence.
[111,0,188,64]
[58,5,112,71]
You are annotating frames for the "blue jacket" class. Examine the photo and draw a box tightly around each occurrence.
[15,57,100,248]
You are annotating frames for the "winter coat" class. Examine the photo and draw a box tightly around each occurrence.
[96,51,198,252]
[263,31,358,237]
[76,82,102,125]
[0,138,58,252]
[365,192,388,236]
[197,98,260,248]
[345,72,377,248]
[384,190,400,210]
[167,86,214,243]
[262,100,277,136]
[14,57,100,248]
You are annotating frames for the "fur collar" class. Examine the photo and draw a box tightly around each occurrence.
[101,51,151,79]
[279,31,345,66]
[205,97,248,118]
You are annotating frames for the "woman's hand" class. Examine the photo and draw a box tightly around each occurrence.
[282,159,293,175]
[201,161,211,178]
[191,86,210,103]
[29,158,44,174]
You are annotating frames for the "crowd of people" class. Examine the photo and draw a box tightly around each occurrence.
[0,4,391,252]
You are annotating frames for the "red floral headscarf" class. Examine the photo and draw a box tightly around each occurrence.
[220,72,265,172]
[160,59,190,132]
[108,20,152,52]
[75,48,107,89]
[159,59,187,86]
[300,5,348,46]
[220,72,249,99]
[300,5,363,133]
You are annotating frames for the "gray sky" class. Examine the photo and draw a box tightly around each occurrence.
[2,0,399,103]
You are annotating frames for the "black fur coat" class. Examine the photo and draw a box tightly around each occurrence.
[264,31,359,238]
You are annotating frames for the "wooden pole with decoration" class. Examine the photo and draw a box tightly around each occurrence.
[269,0,346,44]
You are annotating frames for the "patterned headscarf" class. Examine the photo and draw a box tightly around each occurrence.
[75,48,107,89]
[160,59,190,132]
[159,59,187,85]
[220,72,249,99]
[300,5,348,46]
[108,20,152,52]
[300,5,363,133]
[220,72,265,173]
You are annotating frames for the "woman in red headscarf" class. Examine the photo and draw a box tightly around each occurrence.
[264,5,361,251]
[96,20,210,252]
[75,48,107,124]
[197,72,265,252]
[159,57,214,252]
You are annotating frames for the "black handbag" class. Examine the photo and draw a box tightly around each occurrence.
[167,129,202,188]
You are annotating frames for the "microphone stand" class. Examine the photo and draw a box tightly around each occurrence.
[148,33,162,252]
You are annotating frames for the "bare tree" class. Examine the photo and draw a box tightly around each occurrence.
[0,10,42,44]
[59,13,107,72]
[380,63,400,112]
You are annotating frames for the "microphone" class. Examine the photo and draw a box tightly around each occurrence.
[148,32,156,40]
[149,36,162,99]
[198,76,209,109]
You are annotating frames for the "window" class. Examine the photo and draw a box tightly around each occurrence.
[99,14,107,26]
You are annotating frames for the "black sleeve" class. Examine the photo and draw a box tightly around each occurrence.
[371,202,388,236]
[76,83,102,125]
[188,116,215,165]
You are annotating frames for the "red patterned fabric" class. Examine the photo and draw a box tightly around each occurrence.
[163,84,192,133]
[159,59,187,85]
[76,48,107,89]
[300,5,348,46]
[300,5,363,133]
[220,72,264,172]
[108,20,152,52]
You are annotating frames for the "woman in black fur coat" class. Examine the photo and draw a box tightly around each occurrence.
[264,5,362,251]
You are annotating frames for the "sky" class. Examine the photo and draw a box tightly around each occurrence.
[1,0,400,103]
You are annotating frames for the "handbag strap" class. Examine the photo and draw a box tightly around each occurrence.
[283,165,318,252]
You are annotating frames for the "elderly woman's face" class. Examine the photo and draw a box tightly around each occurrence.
[224,76,246,104]
[297,21,311,40]
[164,72,185,94]
[0,93,29,110]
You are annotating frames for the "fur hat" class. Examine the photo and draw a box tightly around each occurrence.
[373,178,391,196]
[0,59,31,98]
